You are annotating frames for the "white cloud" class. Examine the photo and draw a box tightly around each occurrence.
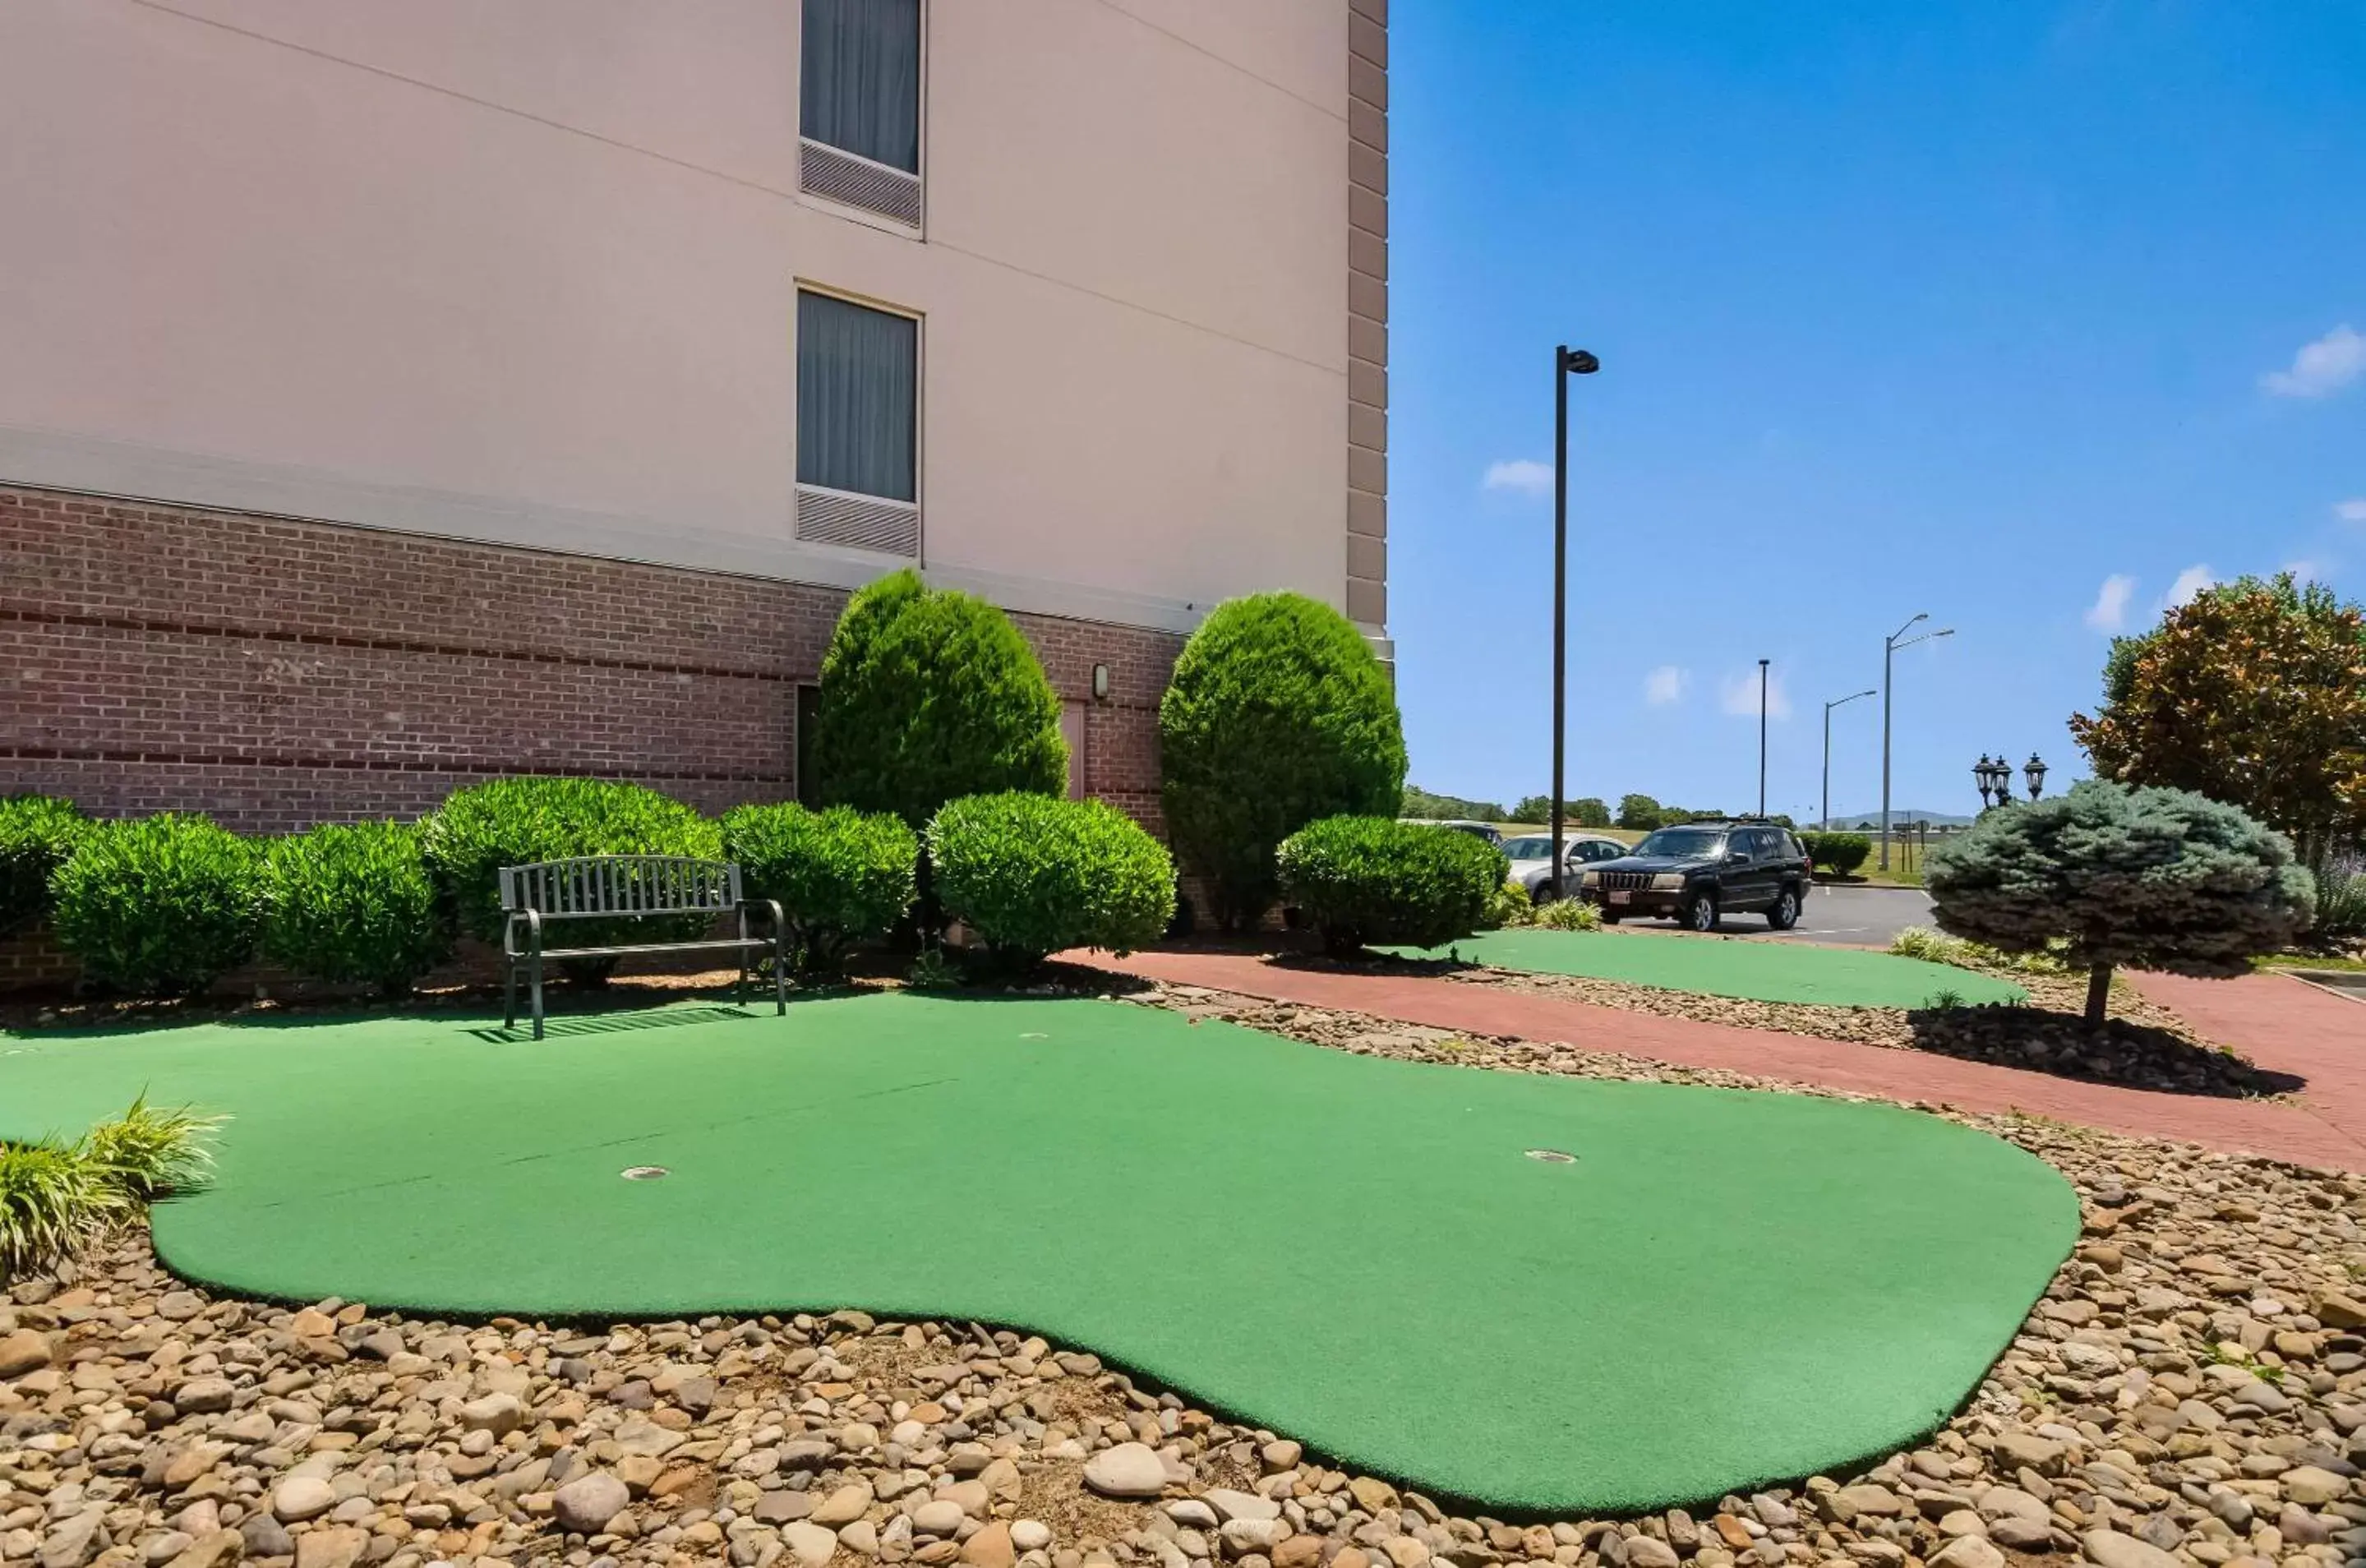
[2084,574,2135,632]
[2165,564,2216,609]
[2337,498,2366,523]
[1480,459,1553,496]
[1719,666,1792,721]
[2261,325,2366,398]
[1643,666,1689,706]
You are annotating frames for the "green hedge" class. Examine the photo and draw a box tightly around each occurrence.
[261,821,449,996]
[812,570,1067,828]
[48,814,263,995]
[720,802,918,970]
[419,777,722,980]
[0,795,89,935]
[1798,831,1872,877]
[1160,593,1406,929]
[928,792,1175,966]
[1278,816,1506,956]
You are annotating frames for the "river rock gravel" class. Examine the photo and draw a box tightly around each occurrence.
[6,985,2363,1568]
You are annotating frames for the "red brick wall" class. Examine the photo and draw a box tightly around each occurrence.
[0,483,1178,830]
[1,482,1184,989]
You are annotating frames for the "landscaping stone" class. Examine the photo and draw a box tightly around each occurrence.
[11,973,2366,1568]
[0,1326,52,1377]
[1082,1441,1169,1498]
[553,1472,631,1533]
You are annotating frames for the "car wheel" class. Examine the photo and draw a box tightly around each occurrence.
[1530,881,1558,906]
[1766,887,1800,930]
[1681,890,1718,932]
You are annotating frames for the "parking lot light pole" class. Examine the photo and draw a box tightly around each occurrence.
[1822,688,1876,832]
[1757,658,1771,817]
[1547,344,1600,900]
[1880,614,1955,871]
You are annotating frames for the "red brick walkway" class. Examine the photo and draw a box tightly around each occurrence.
[1083,950,2366,1172]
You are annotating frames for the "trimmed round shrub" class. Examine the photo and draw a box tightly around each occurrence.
[721,802,918,970]
[813,570,1067,828]
[0,795,89,935]
[49,814,263,995]
[1277,816,1506,956]
[928,792,1176,966]
[1160,593,1407,928]
[261,820,450,995]
[1799,831,1872,878]
[419,778,723,980]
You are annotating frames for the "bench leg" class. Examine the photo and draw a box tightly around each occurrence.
[775,933,788,1015]
[503,955,517,1031]
[530,945,545,1041]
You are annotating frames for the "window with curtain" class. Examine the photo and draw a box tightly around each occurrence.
[796,291,917,503]
[801,0,921,173]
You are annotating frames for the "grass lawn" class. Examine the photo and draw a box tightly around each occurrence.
[0,992,2075,1512]
[1387,927,2026,1008]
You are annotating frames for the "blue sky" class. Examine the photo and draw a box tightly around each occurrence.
[1387,2,2366,823]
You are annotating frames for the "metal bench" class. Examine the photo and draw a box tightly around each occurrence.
[499,855,786,1039]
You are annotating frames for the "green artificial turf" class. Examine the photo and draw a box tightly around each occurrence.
[0,993,2074,1513]
[1395,928,2027,1008]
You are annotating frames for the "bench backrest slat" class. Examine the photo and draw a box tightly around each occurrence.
[499,855,742,918]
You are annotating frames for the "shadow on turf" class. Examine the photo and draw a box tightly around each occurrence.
[467,1005,756,1044]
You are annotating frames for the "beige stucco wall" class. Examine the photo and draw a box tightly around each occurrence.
[0,0,1358,634]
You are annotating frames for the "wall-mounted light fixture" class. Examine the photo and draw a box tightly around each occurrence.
[1091,663,1110,701]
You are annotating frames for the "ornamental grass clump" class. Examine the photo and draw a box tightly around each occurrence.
[261,819,450,995]
[720,801,918,971]
[1279,816,1506,957]
[928,792,1174,969]
[48,813,263,995]
[0,1098,219,1277]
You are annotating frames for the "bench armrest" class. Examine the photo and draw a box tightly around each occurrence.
[505,907,543,959]
[738,897,786,934]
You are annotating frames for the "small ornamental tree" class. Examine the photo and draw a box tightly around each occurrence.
[1925,779,2312,1026]
[1160,593,1406,928]
[2071,574,2366,863]
[812,570,1067,829]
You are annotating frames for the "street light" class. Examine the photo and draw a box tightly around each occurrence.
[1547,343,1600,901]
[1823,689,1876,832]
[1881,613,1955,871]
[2024,752,2049,801]
[1757,658,1771,817]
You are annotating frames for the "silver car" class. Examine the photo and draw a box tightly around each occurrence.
[1501,833,1630,902]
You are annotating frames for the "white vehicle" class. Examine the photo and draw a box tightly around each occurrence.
[1500,832,1630,902]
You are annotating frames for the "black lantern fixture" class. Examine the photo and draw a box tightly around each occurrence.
[1972,753,1995,809]
[2024,752,2048,801]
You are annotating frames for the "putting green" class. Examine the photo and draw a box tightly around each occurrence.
[0,994,2074,1512]
[1393,928,2027,1008]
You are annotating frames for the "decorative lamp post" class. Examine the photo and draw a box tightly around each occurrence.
[1546,344,1600,902]
[2024,752,2048,802]
[1972,754,1996,811]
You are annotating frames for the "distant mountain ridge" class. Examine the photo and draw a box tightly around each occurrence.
[1818,807,1976,829]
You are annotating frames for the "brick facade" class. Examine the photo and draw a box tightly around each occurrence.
[2,483,1186,989]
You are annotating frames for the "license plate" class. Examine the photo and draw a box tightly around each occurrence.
[1608,891,1630,905]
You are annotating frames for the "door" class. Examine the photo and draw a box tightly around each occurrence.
[1728,829,1778,910]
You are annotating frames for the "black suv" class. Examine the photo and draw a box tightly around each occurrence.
[1577,820,1812,932]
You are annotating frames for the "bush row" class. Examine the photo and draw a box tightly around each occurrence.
[3,776,1172,998]
[1796,830,1873,877]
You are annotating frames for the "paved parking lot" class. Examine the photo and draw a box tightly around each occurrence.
[1652,883,1933,947]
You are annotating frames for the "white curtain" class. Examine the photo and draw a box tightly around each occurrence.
[797,292,917,503]
[801,0,922,173]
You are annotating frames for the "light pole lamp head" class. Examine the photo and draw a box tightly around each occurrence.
[1560,347,1600,375]
[2024,752,2048,800]
[1972,754,1994,805]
